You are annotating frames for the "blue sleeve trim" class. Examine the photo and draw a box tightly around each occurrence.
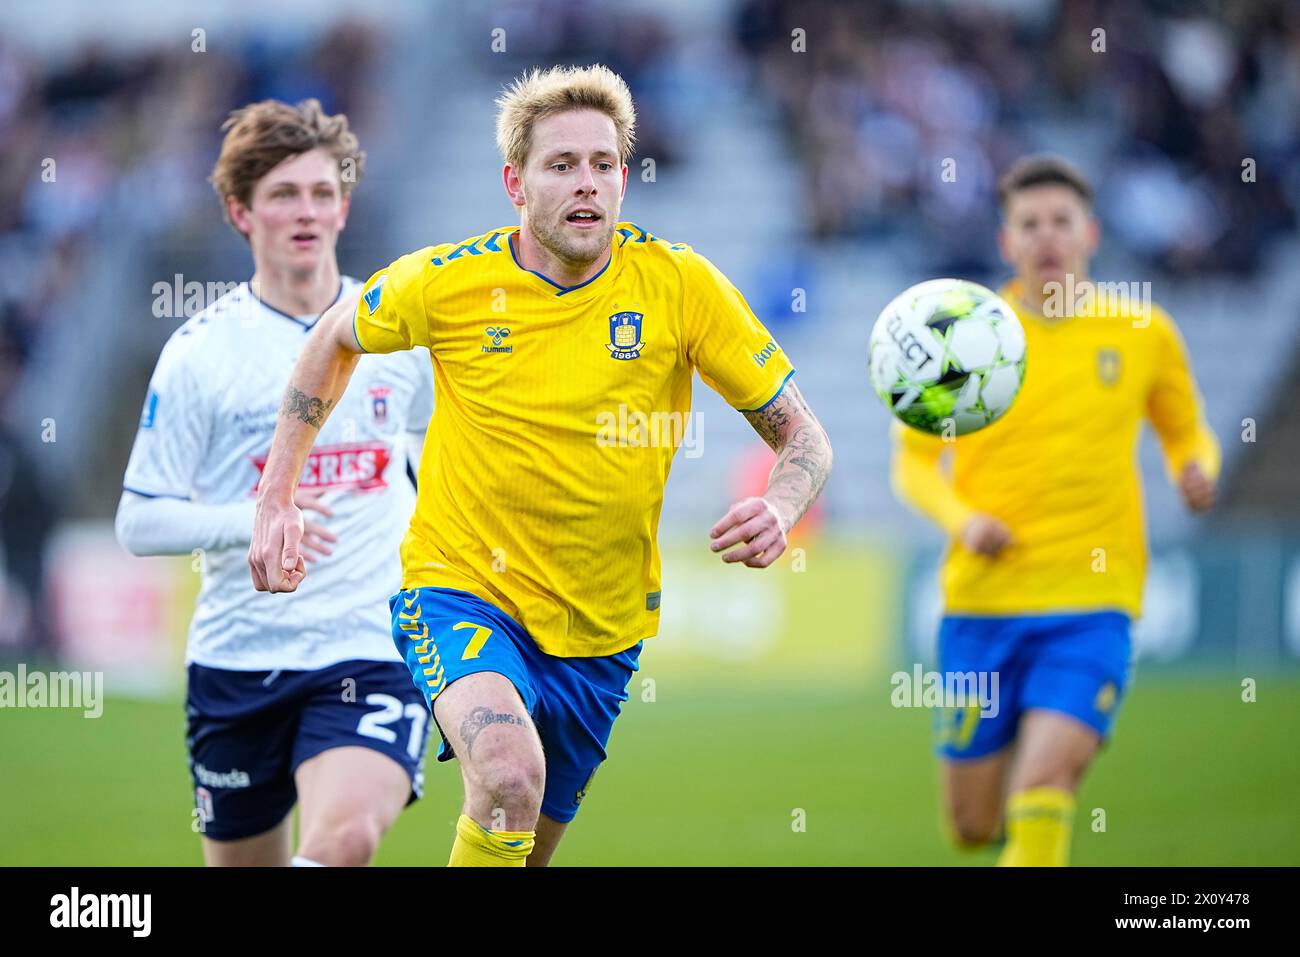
[740,369,796,413]
[123,486,190,501]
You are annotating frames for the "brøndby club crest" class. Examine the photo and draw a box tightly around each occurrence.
[1097,347,1121,386]
[607,311,645,360]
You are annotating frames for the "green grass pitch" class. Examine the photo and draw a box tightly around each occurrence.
[3,673,1296,865]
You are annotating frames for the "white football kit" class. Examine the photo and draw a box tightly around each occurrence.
[120,279,433,671]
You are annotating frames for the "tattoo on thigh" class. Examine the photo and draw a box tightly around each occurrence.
[460,707,528,758]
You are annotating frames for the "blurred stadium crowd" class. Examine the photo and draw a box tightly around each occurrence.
[0,22,381,651]
[0,0,1298,658]
[735,0,1300,276]
[0,22,380,374]
[454,0,686,169]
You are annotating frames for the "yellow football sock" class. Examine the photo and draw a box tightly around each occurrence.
[447,813,535,867]
[996,786,1075,867]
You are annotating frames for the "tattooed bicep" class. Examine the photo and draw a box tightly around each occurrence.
[741,381,814,451]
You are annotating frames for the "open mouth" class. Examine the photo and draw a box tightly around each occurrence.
[566,210,602,228]
[292,232,319,245]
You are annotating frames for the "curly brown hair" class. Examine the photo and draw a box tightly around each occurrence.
[210,98,366,237]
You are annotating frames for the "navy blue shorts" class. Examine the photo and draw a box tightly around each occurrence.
[389,587,642,825]
[934,611,1133,760]
[185,658,430,841]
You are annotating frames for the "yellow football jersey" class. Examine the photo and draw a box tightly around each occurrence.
[891,278,1220,618]
[353,222,794,657]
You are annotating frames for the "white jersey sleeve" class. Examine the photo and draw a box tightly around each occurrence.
[123,327,212,499]
[115,490,255,556]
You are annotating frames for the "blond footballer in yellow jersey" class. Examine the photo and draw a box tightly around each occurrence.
[891,155,1217,868]
[350,219,797,658]
[248,65,833,867]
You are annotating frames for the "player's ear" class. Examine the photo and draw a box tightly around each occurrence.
[337,191,352,230]
[996,221,1012,268]
[503,163,526,209]
[620,161,628,199]
[1084,213,1100,257]
[227,196,252,239]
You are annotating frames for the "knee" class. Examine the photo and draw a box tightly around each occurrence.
[1013,764,1087,794]
[474,756,545,818]
[300,813,384,867]
[946,804,1002,850]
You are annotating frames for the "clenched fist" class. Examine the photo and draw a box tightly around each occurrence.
[961,514,1013,557]
[248,486,336,593]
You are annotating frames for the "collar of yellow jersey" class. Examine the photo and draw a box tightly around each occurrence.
[507,228,618,299]
[1002,277,1098,324]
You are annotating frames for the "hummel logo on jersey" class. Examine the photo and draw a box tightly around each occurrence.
[483,326,513,353]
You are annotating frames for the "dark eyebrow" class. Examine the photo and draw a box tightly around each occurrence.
[544,149,617,163]
[267,180,338,190]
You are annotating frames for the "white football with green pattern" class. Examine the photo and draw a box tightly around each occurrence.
[868,278,1027,436]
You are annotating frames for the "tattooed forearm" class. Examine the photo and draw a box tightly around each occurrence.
[767,426,830,529]
[280,386,335,429]
[744,394,792,451]
[742,383,833,530]
[459,707,530,759]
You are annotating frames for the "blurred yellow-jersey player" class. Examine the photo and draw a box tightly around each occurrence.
[894,285,1218,617]
[249,64,833,868]
[890,155,1218,868]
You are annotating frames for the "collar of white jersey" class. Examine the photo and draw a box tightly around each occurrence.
[245,281,346,330]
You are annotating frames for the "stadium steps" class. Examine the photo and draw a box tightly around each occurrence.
[1217,340,1300,520]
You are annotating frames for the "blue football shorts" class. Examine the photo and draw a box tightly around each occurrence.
[389,586,642,824]
[933,610,1133,760]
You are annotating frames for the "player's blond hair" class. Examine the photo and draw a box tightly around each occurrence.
[495,64,636,171]
[210,98,365,237]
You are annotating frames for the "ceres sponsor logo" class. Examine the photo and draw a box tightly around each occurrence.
[252,442,392,493]
[753,341,780,367]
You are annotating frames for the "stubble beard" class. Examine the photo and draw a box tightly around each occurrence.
[531,209,616,272]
